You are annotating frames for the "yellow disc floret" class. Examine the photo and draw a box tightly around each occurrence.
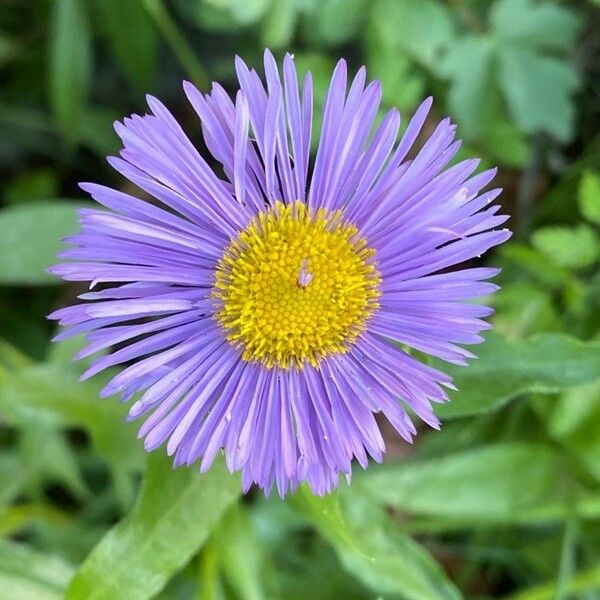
[213,201,381,369]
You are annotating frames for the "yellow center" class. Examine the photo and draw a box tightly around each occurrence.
[212,201,381,369]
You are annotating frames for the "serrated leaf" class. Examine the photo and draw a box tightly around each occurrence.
[531,224,599,268]
[66,453,240,600]
[0,540,74,600]
[491,0,582,52]
[498,47,580,141]
[48,0,92,142]
[0,201,87,285]
[95,0,157,90]
[371,0,454,68]
[435,333,600,418]
[578,172,600,225]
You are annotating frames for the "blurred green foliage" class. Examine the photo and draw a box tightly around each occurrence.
[0,0,599,598]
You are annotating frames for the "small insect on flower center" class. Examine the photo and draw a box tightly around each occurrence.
[213,201,381,369]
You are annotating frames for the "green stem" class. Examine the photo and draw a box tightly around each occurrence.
[140,0,210,90]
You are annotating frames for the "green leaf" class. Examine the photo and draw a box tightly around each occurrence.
[507,564,600,600]
[492,283,562,338]
[0,201,85,285]
[305,0,367,46]
[0,503,71,538]
[498,47,580,141]
[491,0,582,52]
[541,379,600,480]
[95,0,157,90]
[48,0,92,142]
[261,0,297,48]
[0,337,32,372]
[366,33,426,111]
[531,224,599,268]
[439,0,581,141]
[202,0,271,25]
[435,333,600,418]
[299,490,463,600]
[19,423,89,500]
[292,487,358,551]
[0,452,30,507]
[372,0,454,68]
[438,35,495,138]
[337,522,463,600]
[293,488,462,600]
[498,243,570,289]
[198,543,225,600]
[0,540,74,600]
[482,117,531,168]
[66,453,240,600]
[80,108,121,156]
[578,171,600,225]
[357,444,567,524]
[231,0,272,24]
[0,363,143,503]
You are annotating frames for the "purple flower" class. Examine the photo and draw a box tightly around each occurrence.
[49,50,511,497]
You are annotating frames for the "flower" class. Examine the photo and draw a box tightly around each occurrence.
[49,50,511,497]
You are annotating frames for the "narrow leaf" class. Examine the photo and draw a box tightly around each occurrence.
[436,333,600,418]
[0,363,143,478]
[295,488,463,600]
[0,540,74,600]
[0,201,86,285]
[357,444,565,522]
[66,453,240,600]
[95,0,157,90]
[48,0,92,141]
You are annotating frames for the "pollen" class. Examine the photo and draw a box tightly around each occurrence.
[213,201,381,369]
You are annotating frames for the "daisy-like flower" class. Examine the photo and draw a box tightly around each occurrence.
[49,50,510,497]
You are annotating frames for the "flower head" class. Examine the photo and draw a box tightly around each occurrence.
[49,50,511,497]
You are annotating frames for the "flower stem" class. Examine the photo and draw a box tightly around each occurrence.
[140,0,210,90]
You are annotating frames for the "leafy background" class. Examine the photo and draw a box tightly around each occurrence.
[0,0,599,598]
